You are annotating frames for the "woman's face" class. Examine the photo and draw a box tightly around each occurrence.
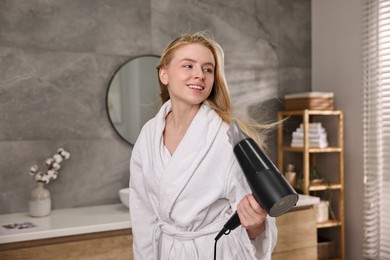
[159,43,215,106]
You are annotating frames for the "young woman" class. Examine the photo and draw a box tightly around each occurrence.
[129,32,277,259]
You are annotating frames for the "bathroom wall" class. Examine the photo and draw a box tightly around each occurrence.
[312,1,363,258]
[0,0,311,214]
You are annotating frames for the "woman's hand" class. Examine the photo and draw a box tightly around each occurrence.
[236,194,267,239]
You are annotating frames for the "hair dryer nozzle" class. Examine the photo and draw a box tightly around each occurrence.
[227,120,249,147]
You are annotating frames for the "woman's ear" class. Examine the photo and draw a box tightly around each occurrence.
[159,68,168,85]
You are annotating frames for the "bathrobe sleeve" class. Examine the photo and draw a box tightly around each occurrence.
[225,160,278,259]
[129,134,155,260]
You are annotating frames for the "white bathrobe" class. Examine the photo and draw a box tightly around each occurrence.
[129,100,277,260]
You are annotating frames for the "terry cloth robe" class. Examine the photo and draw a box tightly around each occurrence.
[129,100,277,260]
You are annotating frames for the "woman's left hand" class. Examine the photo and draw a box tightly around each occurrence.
[236,194,267,239]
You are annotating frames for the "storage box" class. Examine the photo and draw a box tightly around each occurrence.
[317,237,336,260]
[284,92,334,111]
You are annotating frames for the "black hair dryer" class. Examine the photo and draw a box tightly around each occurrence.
[215,121,299,241]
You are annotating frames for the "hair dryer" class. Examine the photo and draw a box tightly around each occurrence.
[215,121,299,241]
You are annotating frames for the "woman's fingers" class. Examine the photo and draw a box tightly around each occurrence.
[247,194,264,214]
[237,194,266,229]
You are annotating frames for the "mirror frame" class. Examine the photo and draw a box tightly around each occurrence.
[106,54,160,145]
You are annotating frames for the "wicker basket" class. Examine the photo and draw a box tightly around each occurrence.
[317,237,336,260]
[284,92,334,111]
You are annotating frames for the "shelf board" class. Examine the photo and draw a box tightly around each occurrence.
[317,219,342,229]
[309,183,342,191]
[282,146,342,153]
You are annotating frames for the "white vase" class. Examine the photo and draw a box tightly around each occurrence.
[29,182,51,217]
[316,200,329,223]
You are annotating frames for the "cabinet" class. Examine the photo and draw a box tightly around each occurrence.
[277,110,345,260]
[0,229,133,260]
[272,206,318,260]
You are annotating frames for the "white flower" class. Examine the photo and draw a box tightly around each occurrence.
[41,175,50,184]
[30,165,39,173]
[34,173,43,182]
[47,169,56,178]
[45,158,54,166]
[62,151,70,160]
[28,147,70,185]
[53,154,63,163]
[52,162,61,170]
[29,165,39,176]
[58,148,70,160]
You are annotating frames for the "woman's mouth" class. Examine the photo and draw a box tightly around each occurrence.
[187,84,205,91]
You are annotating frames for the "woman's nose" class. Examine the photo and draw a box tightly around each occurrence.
[193,66,205,80]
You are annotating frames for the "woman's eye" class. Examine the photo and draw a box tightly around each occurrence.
[183,64,193,69]
[203,68,214,73]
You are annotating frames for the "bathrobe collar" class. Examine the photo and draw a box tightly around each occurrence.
[149,100,223,223]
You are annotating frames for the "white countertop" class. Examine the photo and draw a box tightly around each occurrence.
[0,204,131,244]
[0,195,318,245]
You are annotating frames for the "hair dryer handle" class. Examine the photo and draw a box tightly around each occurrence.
[224,211,240,230]
[214,211,240,241]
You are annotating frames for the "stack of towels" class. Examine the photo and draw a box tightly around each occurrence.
[291,122,329,148]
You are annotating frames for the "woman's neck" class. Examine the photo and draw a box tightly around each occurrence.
[167,102,201,131]
[163,102,201,155]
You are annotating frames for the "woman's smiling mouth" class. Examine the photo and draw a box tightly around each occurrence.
[187,84,205,91]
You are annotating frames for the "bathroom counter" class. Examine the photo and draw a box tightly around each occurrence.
[0,195,317,245]
[0,194,317,245]
[0,203,131,245]
[0,197,319,260]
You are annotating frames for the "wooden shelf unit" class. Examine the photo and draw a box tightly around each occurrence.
[277,109,345,260]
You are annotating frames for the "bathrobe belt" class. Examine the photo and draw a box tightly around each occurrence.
[152,218,227,260]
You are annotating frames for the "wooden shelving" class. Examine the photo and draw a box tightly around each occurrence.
[317,219,342,229]
[282,147,343,153]
[309,183,342,191]
[277,109,345,260]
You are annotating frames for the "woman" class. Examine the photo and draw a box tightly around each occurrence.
[129,32,277,259]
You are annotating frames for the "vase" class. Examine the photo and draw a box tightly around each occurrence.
[316,200,329,223]
[29,182,51,217]
[284,163,297,186]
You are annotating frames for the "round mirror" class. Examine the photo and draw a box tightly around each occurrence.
[106,55,160,145]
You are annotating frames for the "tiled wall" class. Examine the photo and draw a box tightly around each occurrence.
[0,0,311,214]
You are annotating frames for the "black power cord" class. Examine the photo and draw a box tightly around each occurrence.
[213,228,231,260]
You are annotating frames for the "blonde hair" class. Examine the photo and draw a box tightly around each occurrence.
[156,32,270,146]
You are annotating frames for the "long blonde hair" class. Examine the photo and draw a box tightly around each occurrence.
[156,32,270,146]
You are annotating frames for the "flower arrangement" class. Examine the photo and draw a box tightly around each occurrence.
[29,148,70,184]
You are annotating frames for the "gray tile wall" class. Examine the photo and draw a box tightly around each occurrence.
[0,0,311,214]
